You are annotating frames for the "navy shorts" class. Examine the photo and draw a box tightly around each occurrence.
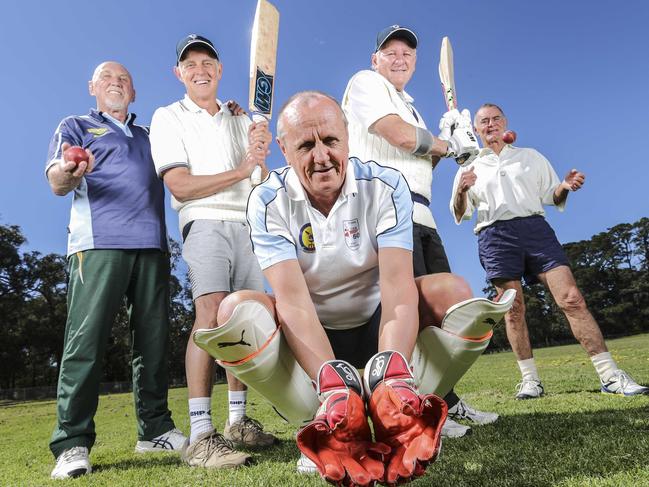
[478,215,569,285]
[325,305,381,369]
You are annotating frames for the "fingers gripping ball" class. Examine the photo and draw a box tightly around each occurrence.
[364,351,447,485]
[296,360,390,487]
[63,146,89,166]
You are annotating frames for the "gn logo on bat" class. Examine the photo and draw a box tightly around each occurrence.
[254,68,274,115]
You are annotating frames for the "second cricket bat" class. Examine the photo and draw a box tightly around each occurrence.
[249,0,279,184]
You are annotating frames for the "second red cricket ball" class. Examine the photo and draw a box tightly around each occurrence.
[502,130,516,144]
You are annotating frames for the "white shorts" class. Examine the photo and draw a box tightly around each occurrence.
[182,219,264,299]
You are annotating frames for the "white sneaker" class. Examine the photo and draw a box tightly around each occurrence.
[135,428,188,453]
[296,452,318,474]
[441,417,472,438]
[448,399,499,425]
[515,379,545,400]
[51,446,91,479]
[601,370,649,396]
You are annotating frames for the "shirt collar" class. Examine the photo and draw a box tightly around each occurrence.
[285,158,358,203]
[180,94,223,114]
[89,108,136,125]
[396,88,414,104]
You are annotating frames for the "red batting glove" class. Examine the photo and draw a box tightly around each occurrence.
[364,351,447,485]
[297,360,390,487]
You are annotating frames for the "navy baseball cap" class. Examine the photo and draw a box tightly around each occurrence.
[375,25,418,51]
[176,34,219,64]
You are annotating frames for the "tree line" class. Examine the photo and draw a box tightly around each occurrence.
[1,218,647,390]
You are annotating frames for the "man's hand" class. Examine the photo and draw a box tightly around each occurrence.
[297,360,390,487]
[61,142,94,176]
[48,142,95,195]
[225,99,246,116]
[438,108,461,141]
[241,121,271,178]
[458,167,477,193]
[561,169,585,191]
[364,351,447,486]
[438,109,479,165]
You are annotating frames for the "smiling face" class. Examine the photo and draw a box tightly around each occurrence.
[371,38,416,91]
[89,62,135,115]
[174,47,222,106]
[277,93,349,214]
[474,105,507,146]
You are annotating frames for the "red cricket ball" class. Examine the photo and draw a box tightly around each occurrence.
[64,146,89,165]
[502,130,517,144]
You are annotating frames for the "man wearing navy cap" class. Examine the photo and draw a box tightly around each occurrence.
[342,25,492,438]
[150,34,275,469]
[46,62,184,479]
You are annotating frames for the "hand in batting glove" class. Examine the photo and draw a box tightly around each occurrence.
[297,360,390,487]
[438,108,461,142]
[364,351,447,486]
[439,109,479,166]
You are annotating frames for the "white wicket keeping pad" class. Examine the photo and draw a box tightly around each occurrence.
[411,289,516,397]
[193,300,319,425]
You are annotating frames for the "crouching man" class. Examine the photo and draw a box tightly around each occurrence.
[194,92,515,486]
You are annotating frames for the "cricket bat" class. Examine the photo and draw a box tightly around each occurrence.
[438,36,457,112]
[249,0,279,185]
[438,36,478,165]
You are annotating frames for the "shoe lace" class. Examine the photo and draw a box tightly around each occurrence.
[59,446,86,462]
[515,379,542,394]
[239,416,265,433]
[454,400,475,419]
[202,432,238,456]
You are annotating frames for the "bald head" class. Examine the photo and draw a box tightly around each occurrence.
[91,61,131,84]
[276,91,347,142]
[88,61,135,121]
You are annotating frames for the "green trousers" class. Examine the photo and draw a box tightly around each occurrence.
[50,249,176,458]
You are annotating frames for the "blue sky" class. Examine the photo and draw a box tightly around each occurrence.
[1,0,648,294]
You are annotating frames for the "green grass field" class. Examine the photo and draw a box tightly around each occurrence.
[2,334,648,486]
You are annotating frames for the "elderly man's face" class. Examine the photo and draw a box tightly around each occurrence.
[474,106,507,146]
[278,96,349,205]
[371,38,416,91]
[89,62,135,113]
[174,49,222,102]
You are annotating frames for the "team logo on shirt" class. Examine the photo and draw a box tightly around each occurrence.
[87,128,110,138]
[299,223,315,253]
[343,219,361,250]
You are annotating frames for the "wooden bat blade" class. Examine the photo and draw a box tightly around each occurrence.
[249,0,279,118]
[438,36,457,111]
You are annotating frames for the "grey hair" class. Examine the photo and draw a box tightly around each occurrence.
[276,91,348,141]
[474,103,505,125]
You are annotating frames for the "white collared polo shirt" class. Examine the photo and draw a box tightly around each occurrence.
[451,145,565,234]
[342,69,436,229]
[247,157,413,330]
[150,95,254,232]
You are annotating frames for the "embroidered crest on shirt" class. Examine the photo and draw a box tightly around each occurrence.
[343,219,361,250]
[87,128,110,138]
[299,223,315,253]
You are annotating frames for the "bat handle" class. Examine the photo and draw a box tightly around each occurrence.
[250,112,269,185]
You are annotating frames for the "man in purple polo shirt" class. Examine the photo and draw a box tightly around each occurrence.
[45,61,186,480]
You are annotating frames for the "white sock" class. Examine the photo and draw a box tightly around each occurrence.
[517,358,540,382]
[189,397,213,443]
[228,390,247,424]
[591,351,619,382]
